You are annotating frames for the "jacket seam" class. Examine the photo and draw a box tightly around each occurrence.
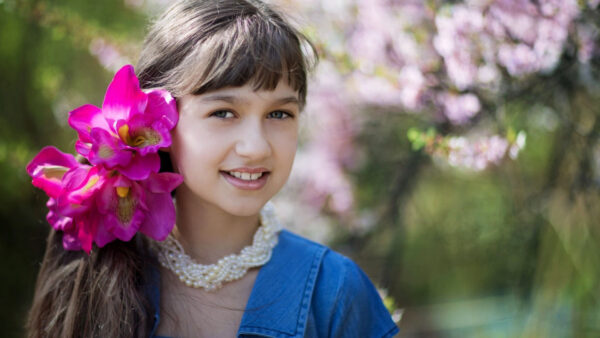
[295,245,327,337]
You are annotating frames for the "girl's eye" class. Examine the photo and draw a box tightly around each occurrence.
[210,110,235,119]
[268,111,293,119]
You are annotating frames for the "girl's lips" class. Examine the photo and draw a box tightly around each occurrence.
[220,171,269,190]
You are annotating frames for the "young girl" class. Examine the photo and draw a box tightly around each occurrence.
[26,0,399,337]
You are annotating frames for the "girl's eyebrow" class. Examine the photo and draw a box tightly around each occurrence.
[200,94,299,106]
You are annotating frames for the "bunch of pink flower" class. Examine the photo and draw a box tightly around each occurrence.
[27,65,183,253]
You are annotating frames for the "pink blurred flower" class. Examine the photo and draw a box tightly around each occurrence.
[351,72,405,107]
[498,43,539,76]
[89,38,130,73]
[293,147,354,214]
[439,92,481,124]
[445,135,510,171]
[398,66,426,110]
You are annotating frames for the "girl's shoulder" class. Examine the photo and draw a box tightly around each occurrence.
[277,228,377,288]
[277,229,383,293]
[255,229,399,338]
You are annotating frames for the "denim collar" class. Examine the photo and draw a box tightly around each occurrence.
[237,229,327,337]
[148,229,328,338]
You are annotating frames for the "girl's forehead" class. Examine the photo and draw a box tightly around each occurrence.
[178,81,300,108]
[196,81,298,100]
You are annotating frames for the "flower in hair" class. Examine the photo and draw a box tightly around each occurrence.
[68,65,178,180]
[26,65,182,254]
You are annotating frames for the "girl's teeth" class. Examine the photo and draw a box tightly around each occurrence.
[228,171,264,180]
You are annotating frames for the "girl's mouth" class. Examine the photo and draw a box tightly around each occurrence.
[220,170,270,190]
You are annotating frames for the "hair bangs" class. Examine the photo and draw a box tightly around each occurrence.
[179,14,314,106]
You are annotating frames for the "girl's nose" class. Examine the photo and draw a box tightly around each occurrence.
[234,120,272,160]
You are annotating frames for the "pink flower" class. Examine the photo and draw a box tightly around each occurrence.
[439,92,481,124]
[27,146,183,253]
[26,146,79,199]
[26,146,106,252]
[96,171,182,244]
[69,65,178,180]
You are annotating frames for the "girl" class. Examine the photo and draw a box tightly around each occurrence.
[26,0,399,337]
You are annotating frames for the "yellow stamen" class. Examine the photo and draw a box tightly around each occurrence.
[132,136,146,147]
[130,128,161,147]
[116,186,129,198]
[118,124,131,143]
[117,195,136,225]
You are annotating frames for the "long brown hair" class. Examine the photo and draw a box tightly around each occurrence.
[26,0,316,337]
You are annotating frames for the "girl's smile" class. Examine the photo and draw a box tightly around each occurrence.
[169,80,300,216]
[220,167,270,190]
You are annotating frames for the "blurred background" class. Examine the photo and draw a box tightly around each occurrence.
[1,0,599,337]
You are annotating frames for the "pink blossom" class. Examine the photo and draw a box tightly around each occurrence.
[498,43,539,76]
[398,66,426,111]
[445,135,509,171]
[27,145,182,253]
[26,146,79,199]
[351,72,405,107]
[439,92,481,124]
[89,38,130,72]
[96,171,182,244]
[27,147,106,252]
[69,65,178,180]
[292,147,354,214]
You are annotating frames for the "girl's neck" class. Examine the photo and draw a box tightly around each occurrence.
[173,188,261,265]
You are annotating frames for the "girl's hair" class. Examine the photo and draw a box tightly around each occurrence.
[137,0,316,106]
[26,1,316,337]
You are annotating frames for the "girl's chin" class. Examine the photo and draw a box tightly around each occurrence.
[216,198,271,217]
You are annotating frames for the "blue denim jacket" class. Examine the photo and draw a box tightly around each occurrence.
[147,229,399,337]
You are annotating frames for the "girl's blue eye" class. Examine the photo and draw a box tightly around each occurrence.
[268,111,292,119]
[210,110,235,119]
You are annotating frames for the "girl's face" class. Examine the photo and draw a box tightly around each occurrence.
[170,80,300,216]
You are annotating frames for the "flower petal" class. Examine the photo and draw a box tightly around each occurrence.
[97,175,119,215]
[117,152,160,180]
[103,208,145,242]
[64,166,106,206]
[102,65,148,122]
[144,89,178,130]
[62,228,82,251]
[139,191,176,241]
[68,104,106,143]
[76,217,96,254]
[88,128,132,168]
[94,221,117,248]
[143,172,184,194]
[46,198,74,231]
[26,146,79,198]
[74,140,91,158]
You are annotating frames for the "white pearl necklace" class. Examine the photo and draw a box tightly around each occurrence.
[156,202,282,291]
